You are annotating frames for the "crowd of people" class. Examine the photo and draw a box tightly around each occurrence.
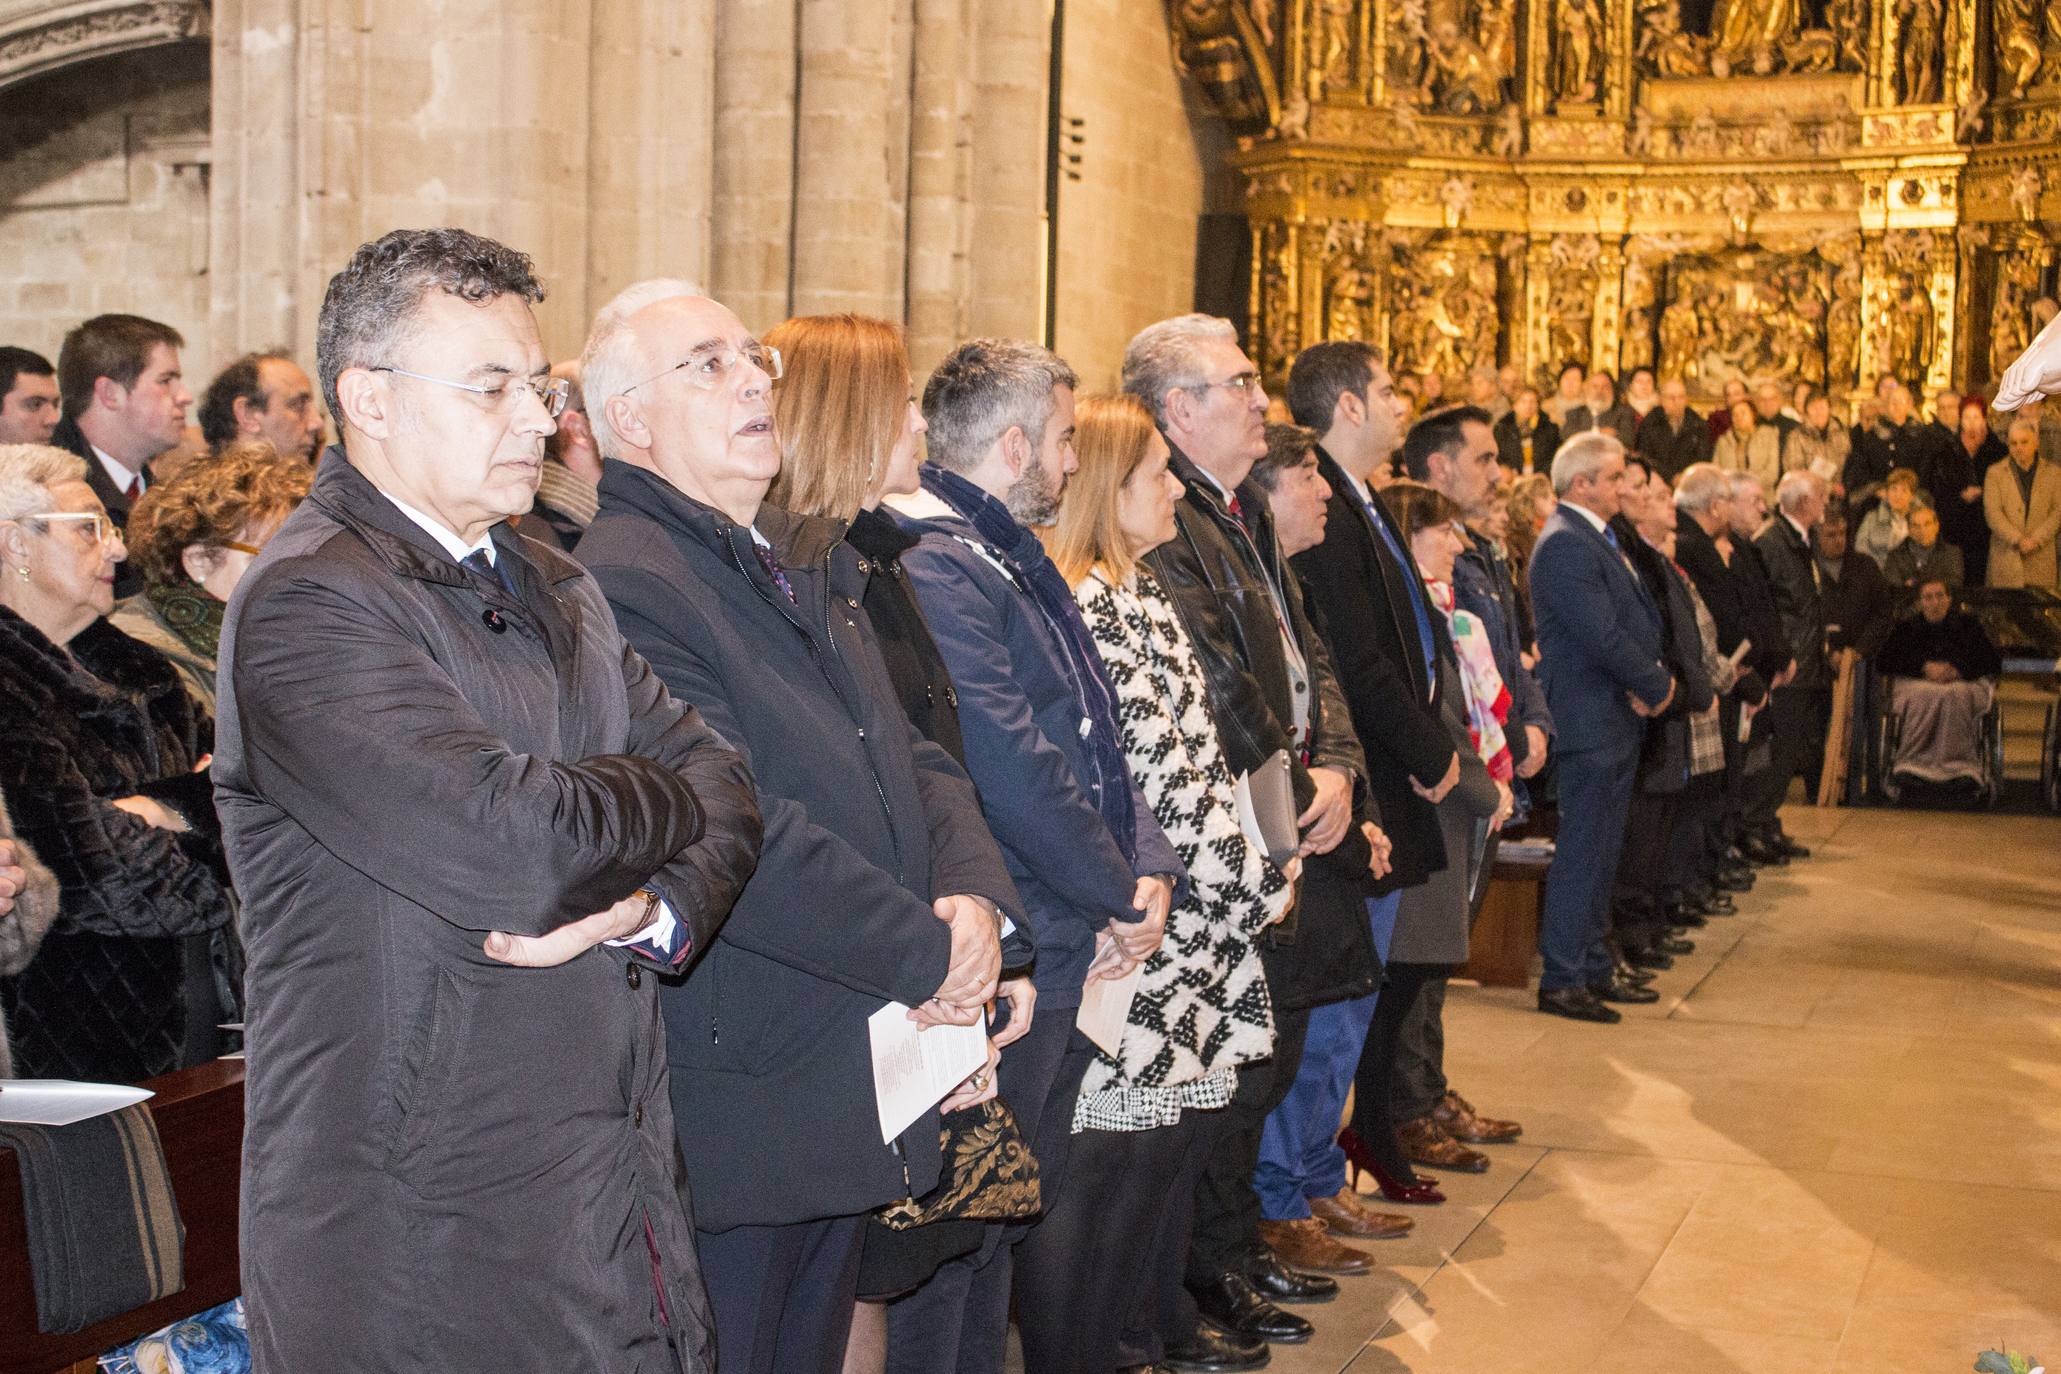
[0,227,2041,1374]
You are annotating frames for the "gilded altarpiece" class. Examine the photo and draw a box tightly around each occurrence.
[1169,0,2061,406]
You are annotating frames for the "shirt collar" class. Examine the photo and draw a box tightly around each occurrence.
[1187,461,1235,505]
[377,489,497,565]
[91,444,142,495]
[1782,511,1811,544]
[1563,501,1610,535]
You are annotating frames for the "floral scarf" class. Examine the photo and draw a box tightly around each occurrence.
[1424,577,1513,782]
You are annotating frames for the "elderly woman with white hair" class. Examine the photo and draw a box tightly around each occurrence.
[0,442,237,1083]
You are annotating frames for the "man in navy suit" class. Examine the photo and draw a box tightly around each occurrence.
[1528,432,1676,1023]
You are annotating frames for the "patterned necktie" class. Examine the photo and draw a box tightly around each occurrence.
[1226,492,1247,530]
[460,547,513,597]
[753,541,796,604]
[124,475,142,502]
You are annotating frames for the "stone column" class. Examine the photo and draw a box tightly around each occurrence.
[790,0,914,320]
[709,0,799,327]
[905,0,976,370]
[966,0,1049,344]
[208,0,307,357]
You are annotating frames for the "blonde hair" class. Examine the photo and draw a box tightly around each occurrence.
[764,314,910,522]
[1042,393,1161,586]
[125,437,312,586]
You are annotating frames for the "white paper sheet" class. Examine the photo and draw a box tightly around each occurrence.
[1075,964,1144,1056]
[868,1004,989,1144]
[0,1080,154,1127]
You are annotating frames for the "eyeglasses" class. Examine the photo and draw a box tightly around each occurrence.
[373,366,571,418]
[21,511,119,546]
[1184,372,1262,396]
[624,341,783,395]
[222,538,267,556]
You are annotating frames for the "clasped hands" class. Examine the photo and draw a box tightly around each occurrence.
[1628,675,1677,718]
[1085,874,1174,985]
[0,840,23,917]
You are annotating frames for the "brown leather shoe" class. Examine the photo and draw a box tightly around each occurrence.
[1307,1187,1414,1239]
[1257,1217,1375,1274]
[1430,1090,1523,1144]
[1396,1115,1490,1174]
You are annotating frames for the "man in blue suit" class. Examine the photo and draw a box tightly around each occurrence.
[1528,432,1676,1023]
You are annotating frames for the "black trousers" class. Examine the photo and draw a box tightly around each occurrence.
[1746,682,1821,826]
[696,1214,865,1374]
[1665,771,1725,892]
[1613,785,1682,951]
[1346,961,1447,1178]
[1392,972,1450,1125]
[1015,1113,1204,1373]
[1183,1001,1312,1284]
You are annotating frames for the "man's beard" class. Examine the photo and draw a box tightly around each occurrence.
[1004,461,1061,526]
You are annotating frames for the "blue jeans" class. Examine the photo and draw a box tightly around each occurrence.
[1539,740,1640,990]
[1252,891,1401,1218]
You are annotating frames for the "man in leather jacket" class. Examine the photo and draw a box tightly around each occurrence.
[1125,314,1376,1358]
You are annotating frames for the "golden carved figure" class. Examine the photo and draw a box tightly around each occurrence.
[1168,0,1272,128]
[1424,20,1503,112]
[1551,0,1605,102]
[1896,0,1943,103]
[1996,0,2045,95]
[1709,0,1800,69]
[1308,0,1359,100]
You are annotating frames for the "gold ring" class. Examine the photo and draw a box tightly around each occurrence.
[971,1072,990,1091]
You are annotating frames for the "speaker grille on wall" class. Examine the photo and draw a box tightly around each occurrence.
[1194,213,1252,340]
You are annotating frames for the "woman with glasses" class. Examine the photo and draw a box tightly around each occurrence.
[111,437,313,713]
[0,442,238,1083]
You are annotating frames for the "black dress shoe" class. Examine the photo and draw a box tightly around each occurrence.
[1652,934,1695,956]
[1614,957,1658,984]
[1188,1272,1313,1345]
[1739,835,1790,866]
[1777,836,1812,859]
[1591,977,1662,1004]
[1623,947,1674,971]
[1538,987,1622,1022]
[1246,1250,1339,1305]
[1715,866,1755,893]
[1164,1324,1271,1372]
[1692,889,1737,915]
[1671,909,1708,928]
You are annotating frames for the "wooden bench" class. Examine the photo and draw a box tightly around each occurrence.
[1458,851,1552,989]
[0,1060,245,1374]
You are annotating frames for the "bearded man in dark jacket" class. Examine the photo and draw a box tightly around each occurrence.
[214,230,763,1374]
[575,283,1022,1374]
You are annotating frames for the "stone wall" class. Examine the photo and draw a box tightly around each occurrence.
[0,43,213,369]
[0,1,1213,396]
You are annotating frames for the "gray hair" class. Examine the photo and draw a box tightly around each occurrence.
[1121,313,1239,426]
[1727,470,1764,500]
[579,277,706,462]
[921,338,1079,474]
[2008,415,2040,442]
[1672,462,1732,515]
[1775,469,1824,513]
[0,444,89,522]
[1549,429,1622,496]
[315,228,546,423]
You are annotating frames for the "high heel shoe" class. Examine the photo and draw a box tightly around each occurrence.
[1337,1128,1446,1204]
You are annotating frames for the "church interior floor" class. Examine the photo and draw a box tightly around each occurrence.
[1269,802,2061,1374]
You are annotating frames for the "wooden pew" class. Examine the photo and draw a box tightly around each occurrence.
[0,1060,244,1374]
[1459,852,1551,989]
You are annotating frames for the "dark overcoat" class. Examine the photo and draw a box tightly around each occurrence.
[579,462,1024,1232]
[213,452,762,1374]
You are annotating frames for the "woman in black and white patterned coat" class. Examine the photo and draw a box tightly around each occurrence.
[1012,393,1291,1374]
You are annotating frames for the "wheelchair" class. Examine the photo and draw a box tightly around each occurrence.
[1873,672,2005,807]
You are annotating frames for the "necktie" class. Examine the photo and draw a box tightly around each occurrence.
[753,541,797,604]
[460,547,513,597]
[1602,524,1621,552]
[1226,493,1247,530]
[123,476,141,502]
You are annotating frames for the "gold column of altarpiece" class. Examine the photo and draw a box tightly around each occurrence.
[1169,0,2061,406]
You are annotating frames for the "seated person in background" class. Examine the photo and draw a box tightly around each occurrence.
[1882,504,1963,604]
[1853,467,1930,568]
[111,437,312,713]
[0,443,236,1083]
[515,360,602,548]
[1817,509,1897,665]
[1493,386,1560,476]
[1875,578,2003,803]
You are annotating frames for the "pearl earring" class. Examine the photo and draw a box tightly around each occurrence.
[15,566,27,581]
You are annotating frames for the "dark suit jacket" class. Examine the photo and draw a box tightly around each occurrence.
[52,415,143,598]
[1634,408,1713,479]
[1494,414,1561,474]
[1563,403,1640,450]
[1289,450,1459,892]
[1753,514,1827,690]
[1527,505,1671,756]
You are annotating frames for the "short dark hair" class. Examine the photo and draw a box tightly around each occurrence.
[1251,421,1319,493]
[1559,361,1586,383]
[57,314,185,420]
[1400,404,1494,480]
[316,228,545,421]
[0,346,54,401]
[198,351,292,449]
[1285,340,1379,431]
[1623,453,1654,482]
